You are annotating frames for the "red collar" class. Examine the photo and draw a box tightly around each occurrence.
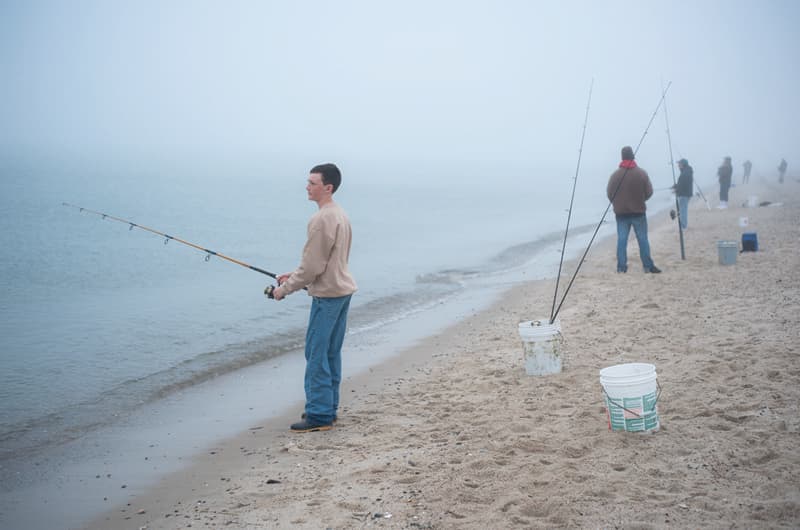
[619,160,637,169]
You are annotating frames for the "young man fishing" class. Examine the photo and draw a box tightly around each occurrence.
[271,163,357,433]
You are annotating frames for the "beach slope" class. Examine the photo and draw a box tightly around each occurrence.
[88,180,799,529]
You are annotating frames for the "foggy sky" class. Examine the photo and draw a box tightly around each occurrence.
[1,0,798,184]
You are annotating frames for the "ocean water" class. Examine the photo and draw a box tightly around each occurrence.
[0,159,675,526]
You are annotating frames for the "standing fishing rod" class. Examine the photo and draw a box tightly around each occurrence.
[662,81,686,260]
[63,202,291,297]
[550,79,593,323]
[550,82,672,324]
[693,180,712,211]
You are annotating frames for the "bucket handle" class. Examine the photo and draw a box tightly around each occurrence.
[601,380,661,418]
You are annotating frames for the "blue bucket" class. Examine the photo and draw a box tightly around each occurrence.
[742,232,758,252]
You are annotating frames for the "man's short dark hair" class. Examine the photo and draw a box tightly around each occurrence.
[310,163,342,193]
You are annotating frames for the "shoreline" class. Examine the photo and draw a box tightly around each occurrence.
[0,203,618,468]
[1,204,613,529]
[8,177,799,529]
[89,178,800,528]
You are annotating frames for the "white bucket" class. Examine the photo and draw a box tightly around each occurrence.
[718,240,738,265]
[600,363,659,433]
[518,319,562,375]
[747,195,759,208]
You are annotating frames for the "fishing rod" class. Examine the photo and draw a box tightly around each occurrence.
[661,150,710,209]
[694,180,711,210]
[63,202,290,297]
[662,81,686,260]
[550,79,593,323]
[549,82,672,324]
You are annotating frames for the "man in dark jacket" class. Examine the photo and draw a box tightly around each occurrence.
[717,156,733,208]
[607,146,661,273]
[674,158,693,230]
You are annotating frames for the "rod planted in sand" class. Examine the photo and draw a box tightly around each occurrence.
[693,181,712,210]
[550,78,593,323]
[662,80,686,260]
[550,82,672,323]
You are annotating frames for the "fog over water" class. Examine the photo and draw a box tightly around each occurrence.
[1,1,798,183]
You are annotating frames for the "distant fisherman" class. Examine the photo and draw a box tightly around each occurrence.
[742,159,752,184]
[673,158,693,230]
[272,163,357,433]
[778,158,787,184]
[717,156,733,208]
[607,146,661,274]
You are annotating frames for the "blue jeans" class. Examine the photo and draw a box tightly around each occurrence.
[304,294,352,425]
[677,195,690,229]
[616,214,654,272]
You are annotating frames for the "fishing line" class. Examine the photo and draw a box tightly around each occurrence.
[550,79,593,323]
[693,178,712,211]
[63,202,291,296]
[549,82,672,324]
[662,80,686,260]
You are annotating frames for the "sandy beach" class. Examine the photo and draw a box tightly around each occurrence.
[87,177,799,529]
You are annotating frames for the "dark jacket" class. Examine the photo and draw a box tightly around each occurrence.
[718,162,732,184]
[676,164,693,197]
[607,164,653,216]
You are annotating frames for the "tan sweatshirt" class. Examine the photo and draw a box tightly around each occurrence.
[281,202,357,298]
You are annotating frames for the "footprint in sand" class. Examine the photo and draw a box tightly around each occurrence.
[519,502,551,518]
[562,445,590,459]
[707,423,733,431]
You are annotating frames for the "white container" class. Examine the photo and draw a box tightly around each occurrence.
[747,195,759,208]
[600,363,659,432]
[718,240,738,265]
[739,217,749,228]
[518,319,562,375]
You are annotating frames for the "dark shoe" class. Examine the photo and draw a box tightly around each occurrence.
[290,419,332,433]
[646,265,662,274]
[301,412,337,423]
[616,267,627,273]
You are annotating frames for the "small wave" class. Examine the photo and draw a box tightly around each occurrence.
[348,289,460,335]
[488,221,599,271]
[0,326,308,469]
[415,268,481,285]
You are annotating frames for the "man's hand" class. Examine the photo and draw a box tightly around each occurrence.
[270,272,292,301]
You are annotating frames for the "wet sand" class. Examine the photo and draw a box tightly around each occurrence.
[86,178,799,529]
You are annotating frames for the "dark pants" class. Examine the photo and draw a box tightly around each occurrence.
[719,179,731,202]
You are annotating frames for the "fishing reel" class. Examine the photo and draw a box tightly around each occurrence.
[264,284,276,299]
